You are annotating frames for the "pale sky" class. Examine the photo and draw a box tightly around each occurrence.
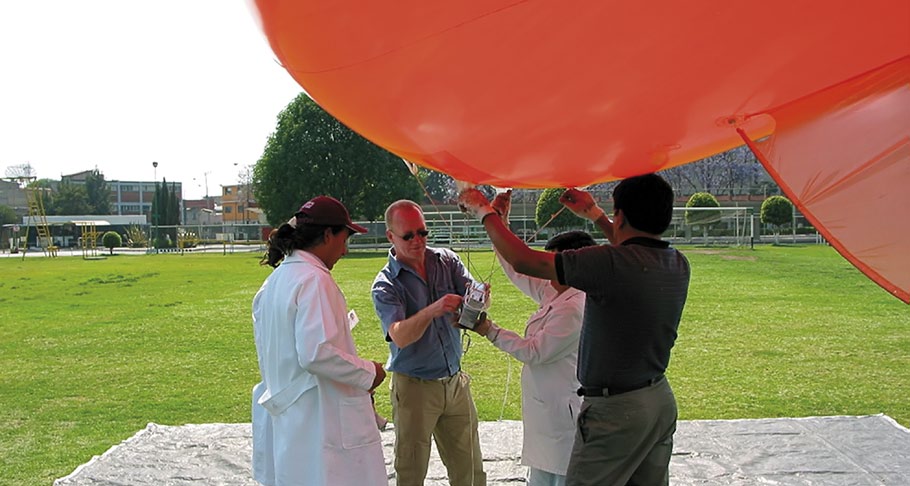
[0,1,303,200]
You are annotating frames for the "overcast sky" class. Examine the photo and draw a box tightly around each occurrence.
[0,1,303,200]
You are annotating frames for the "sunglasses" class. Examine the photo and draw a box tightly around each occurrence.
[395,229,430,241]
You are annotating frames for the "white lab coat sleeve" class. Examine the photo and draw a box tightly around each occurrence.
[294,274,376,391]
[489,301,582,365]
[497,250,552,304]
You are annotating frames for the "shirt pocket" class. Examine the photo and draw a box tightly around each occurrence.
[339,395,382,449]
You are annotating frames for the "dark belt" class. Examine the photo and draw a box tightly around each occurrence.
[577,374,665,397]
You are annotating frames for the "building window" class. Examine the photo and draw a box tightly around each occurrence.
[224,206,233,213]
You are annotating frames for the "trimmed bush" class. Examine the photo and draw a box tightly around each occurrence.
[761,195,793,227]
[761,195,793,244]
[535,188,585,230]
[101,231,122,255]
[685,192,720,239]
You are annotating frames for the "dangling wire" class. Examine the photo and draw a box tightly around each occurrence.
[461,327,473,355]
[403,160,491,357]
[524,205,568,243]
[403,160,498,284]
[498,353,514,421]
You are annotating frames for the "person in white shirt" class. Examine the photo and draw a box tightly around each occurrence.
[251,196,388,486]
[468,191,595,486]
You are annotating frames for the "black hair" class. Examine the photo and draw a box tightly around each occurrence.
[261,221,348,268]
[612,173,674,235]
[544,230,597,252]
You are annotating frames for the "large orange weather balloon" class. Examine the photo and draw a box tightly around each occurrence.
[251,1,909,302]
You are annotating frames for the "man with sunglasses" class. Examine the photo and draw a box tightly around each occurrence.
[372,200,486,486]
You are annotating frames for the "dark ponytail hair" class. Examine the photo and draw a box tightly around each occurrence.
[260,220,348,268]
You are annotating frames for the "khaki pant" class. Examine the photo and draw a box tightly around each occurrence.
[391,371,486,486]
[566,378,677,486]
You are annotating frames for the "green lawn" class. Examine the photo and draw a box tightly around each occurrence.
[0,245,907,485]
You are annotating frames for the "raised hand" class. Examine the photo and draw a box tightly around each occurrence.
[491,189,512,222]
[560,188,605,221]
[457,187,497,222]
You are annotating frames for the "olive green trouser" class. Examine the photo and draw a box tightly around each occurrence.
[391,371,486,486]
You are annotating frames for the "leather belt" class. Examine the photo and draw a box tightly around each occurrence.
[577,374,665,397]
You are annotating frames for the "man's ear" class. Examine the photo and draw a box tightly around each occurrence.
[385,229,394,243]
[615,209,626,229]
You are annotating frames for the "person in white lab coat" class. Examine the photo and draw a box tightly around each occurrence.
[468,191,596,486]
[251,196,389,486]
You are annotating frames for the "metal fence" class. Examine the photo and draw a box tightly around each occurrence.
[2,205,824,255]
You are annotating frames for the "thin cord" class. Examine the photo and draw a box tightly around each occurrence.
[406,165,517,432]
[498,353,513,421]
[404,161,497,285]
[524,205,568,243]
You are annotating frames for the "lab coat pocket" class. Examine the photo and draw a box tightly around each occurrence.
[340,394,382,449]
[527,395,567,439]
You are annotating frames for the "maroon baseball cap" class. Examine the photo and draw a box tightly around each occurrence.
[295,196,367,234]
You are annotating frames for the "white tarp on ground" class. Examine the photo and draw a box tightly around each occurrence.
[55,415,910,485]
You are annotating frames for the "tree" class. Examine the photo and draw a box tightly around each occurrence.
[535,188,584,232]
[31,178,55,189]
[167,182,180,230]
[84,169,112,214]
[254,93,422,226]
[417,169,458,204]
[685,192,720,240]
[101,231,122,255]
[0,204,17,225]
[49,180,90,215]
[1,204,19,251]
[150,179,180,247]
[761,195,793,244]
[661,146,764,196]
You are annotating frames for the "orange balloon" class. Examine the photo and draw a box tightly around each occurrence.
[251,1,909,302]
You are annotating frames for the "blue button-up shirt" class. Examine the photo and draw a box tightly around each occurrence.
[372,247,474,379]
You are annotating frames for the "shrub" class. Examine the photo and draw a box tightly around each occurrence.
[761,195,793,227]
[761,195,793,244]
[124,224,147,248]
[154,234,176,249]
[101,231,122,255]
[685,192,720,238]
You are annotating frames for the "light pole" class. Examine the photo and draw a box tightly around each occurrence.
[244,167,251,225]
[151,161,158,248]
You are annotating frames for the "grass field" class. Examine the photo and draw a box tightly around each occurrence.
[1,245,907,485]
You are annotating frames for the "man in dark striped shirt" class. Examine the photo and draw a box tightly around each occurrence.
[459,173,690,486]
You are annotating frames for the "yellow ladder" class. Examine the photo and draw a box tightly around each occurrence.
[23,185,56,259]
[80,221,99,259]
